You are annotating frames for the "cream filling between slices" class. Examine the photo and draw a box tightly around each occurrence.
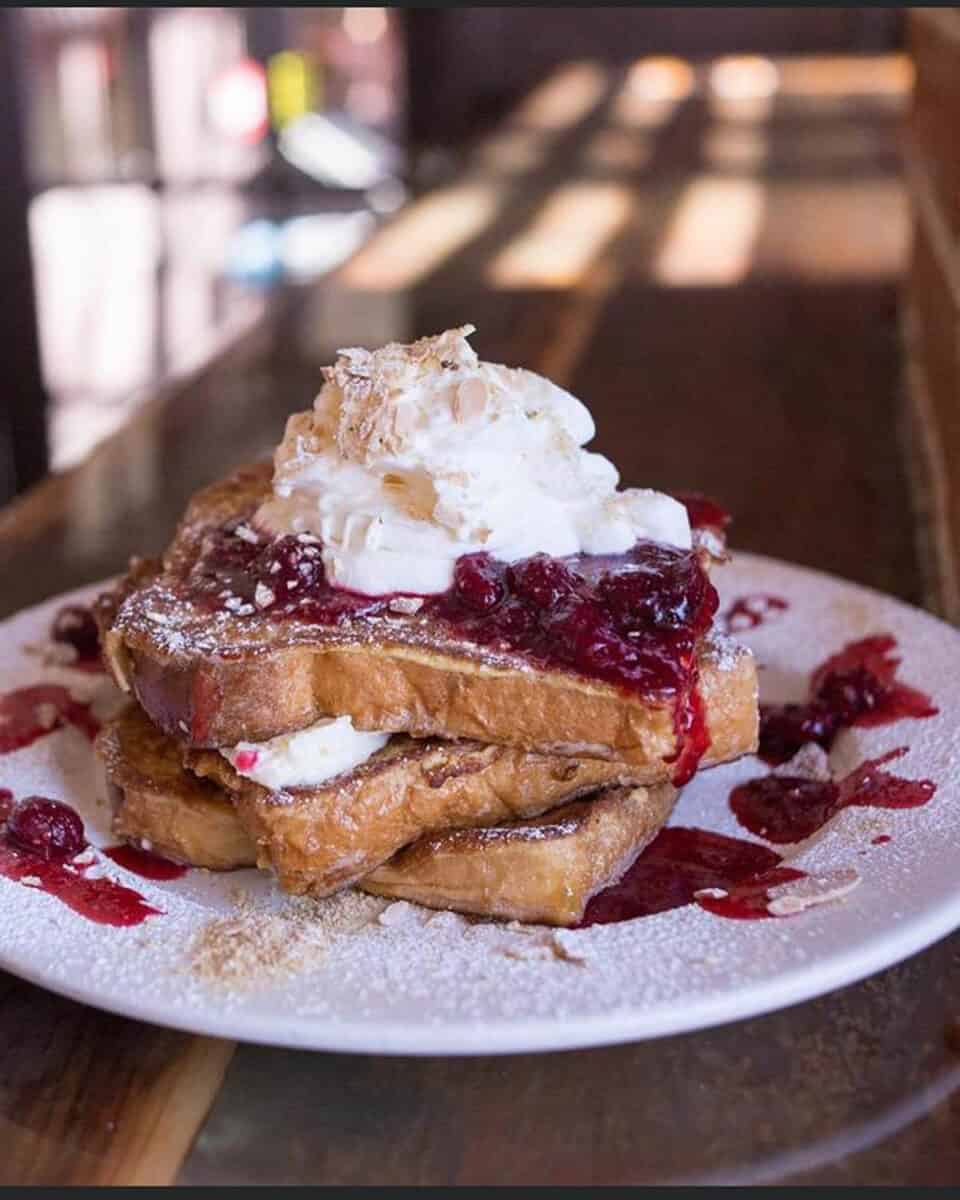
[221,716,391,790]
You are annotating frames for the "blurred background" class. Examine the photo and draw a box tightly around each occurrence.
[2,6,956,614]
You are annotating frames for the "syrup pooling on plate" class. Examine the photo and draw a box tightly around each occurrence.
[0,795,161,926]
[730,749,937,844]
[0,685,100,754]
[189,522,720,784]
[579,826,799,924]
[759,635,938,765]
[695,867,807,920]
[103,844,188,881]
[721,594,789,634]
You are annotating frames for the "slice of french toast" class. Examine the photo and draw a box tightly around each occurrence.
[360,784,675,926]
[96,464,758,772]
[98,704,645,894]
[97,706,675,926]
[99,705,256,872]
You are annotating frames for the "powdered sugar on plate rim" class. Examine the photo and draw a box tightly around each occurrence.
[0,553,959,1056]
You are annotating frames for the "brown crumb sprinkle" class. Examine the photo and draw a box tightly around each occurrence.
[188,896,330,988]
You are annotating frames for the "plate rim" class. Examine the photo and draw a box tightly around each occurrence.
[1,553,959,1056]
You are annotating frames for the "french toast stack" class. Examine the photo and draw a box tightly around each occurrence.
[94,331,759,927]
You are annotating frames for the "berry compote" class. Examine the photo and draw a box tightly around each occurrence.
[759,635,938,765]
[730,747,936,844]
[0,685,100,754]
[51,605,103,671]
[189,519,721,784]
[579,825,804,924]
[721,594,789,634]
[104,843,188,881]
[0,795,161,926]
[673,493,731,532]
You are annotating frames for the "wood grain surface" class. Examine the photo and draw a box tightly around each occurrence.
[0,974,233,1186]
[1,55,955,1187]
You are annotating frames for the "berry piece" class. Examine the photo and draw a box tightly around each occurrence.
[7,797,87,861]
[51,605,101,661]
[452,553,505,613]
[507,555,579,609]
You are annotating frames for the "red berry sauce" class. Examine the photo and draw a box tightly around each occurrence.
[722,594,789,634]
[233,750,259,772]
[50,605,104,672]
[580,825,802,924]
[189,522,721,784]
[104,843,188,881]
[8,796,86,860]
[730,748,936,844]
[0,685,100,754]
[673,493,731,531]
[0,796,160,926]
[759,635,938,765]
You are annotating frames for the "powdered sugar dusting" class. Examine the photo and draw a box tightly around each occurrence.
[2,563,960,1052]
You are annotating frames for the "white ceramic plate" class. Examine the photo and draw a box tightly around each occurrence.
[0,553,958,1055]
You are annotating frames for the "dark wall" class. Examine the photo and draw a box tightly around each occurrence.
[406,7,904,149]
[0,9,48,502]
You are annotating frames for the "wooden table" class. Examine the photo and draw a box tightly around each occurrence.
[2,60,959,1186]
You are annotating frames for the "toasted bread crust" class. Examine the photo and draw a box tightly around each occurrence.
[98,464,758,768]
[100,705,644,894]
[98,709,675,925]
[361,784,676,926]
[97,708,255,870]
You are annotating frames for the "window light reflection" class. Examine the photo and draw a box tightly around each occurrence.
[777,53,912,98]
[708,56,779,123]
[510,62,606,132]
[488,183,633,289]
[613,56,694,128]
[654,177,764,287]
[340,183,501,290]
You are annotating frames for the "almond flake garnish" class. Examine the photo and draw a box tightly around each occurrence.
[766,867,861,916]
[234,524,259,545]
[254,583,276,609]
[328,326,478,465]
[388,597,424,615]
[453,376,488,422]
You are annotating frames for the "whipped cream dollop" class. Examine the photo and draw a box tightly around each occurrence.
[255,326,691,596]
[221,716,390,790]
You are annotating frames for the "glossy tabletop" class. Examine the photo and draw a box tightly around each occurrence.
[2,59,959,1186]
